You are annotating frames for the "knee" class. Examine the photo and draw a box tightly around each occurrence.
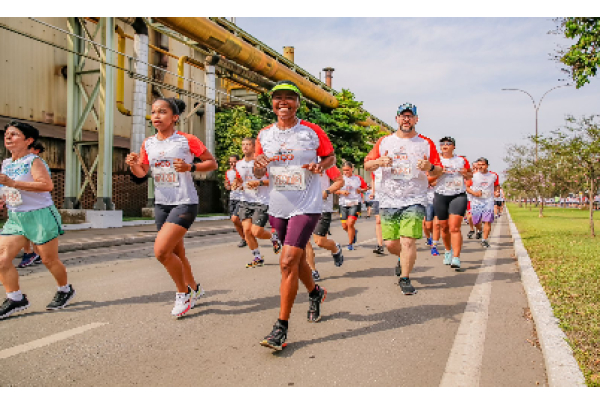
[41,255,61,268]
[280,254,298,275]
[450,225,461,234]
[154,246,171,263]
[384,240,396,250]
[314,235,326,247]
[400,239,415,250]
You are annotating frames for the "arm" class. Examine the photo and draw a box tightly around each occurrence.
[126,152,150,178]
[175,149,218,173]
[0,158,54,192]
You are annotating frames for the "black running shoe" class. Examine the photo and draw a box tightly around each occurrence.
[373,245,384,255]
[467,231,475,239]
[260,320,288,351]
[332,243,344,267]
[0,295,30,319]
[312,270,321,281]
[395,261,402,277]
[307,285,327,322]
[46,285,76,310]
[33,255,42,265]
[476,231,482,240]
[238,239,247,248]
[481,240,490,248]
[399,277,417,295]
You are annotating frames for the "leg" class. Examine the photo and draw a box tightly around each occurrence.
[154,223,189,293]
[0,235,28,293]
[251,225,272,240]
[448,215,464,256]
[314,234,337,253]
[483,221,492,240]
[243,219,258,250]
[231,215,245,239]
[346,217,357,245]
[439,219,451,250]
[399,237,417,278]
[305,241,316,271]
[375,215,383,247]
[173,239,196,289]
[35,238,68,287]
[385,239,402,256]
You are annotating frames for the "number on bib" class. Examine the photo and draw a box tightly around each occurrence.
[391,161,413,180]
[481,190,492,199]
[2,186,23,207]
[270,166,307,191]
[152,160,180,188]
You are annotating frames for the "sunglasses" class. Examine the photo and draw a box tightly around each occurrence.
[440,142,454,146]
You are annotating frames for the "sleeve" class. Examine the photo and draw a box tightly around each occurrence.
[494,173,500,186]
[422,136,442,167]
[139,139,149,165]
[460,156,471,170]
[299,121,334,157]
[325,166,341,181]
[371,172,375,181]
[255,133,263,155]
[358,175,367,189]
[182,133,207,157]
[365,136,386,162]
[465,179,473,187]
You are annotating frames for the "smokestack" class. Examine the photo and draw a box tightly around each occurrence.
[283,46,294,63]
[323,67,334,88]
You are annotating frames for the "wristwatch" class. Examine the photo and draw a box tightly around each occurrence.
[259,180,264,187]
[189,163,196,172]
[429,163,435,172]
[325,190,331,196]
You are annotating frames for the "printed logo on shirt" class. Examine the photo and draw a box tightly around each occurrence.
[270,148,295,163]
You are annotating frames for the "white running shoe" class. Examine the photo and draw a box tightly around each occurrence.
[190,285,206,309]
[171,291,192,317]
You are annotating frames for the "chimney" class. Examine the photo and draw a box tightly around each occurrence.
[283,46,294,63]
[323,67,334,88]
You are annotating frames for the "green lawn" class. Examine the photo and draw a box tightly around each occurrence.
[508,203,600,386]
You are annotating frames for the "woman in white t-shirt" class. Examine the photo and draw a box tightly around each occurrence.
[126,97,217,318]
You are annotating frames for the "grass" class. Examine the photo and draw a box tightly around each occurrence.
[508,203,600,386]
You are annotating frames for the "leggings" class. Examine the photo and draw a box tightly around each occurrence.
[268,214,321,249]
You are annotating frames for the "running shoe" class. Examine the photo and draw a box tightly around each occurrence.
[260,320,288,351]
[17,253,36,269]
[171,290,192,317]
[190,284,205,309]
[395,261,402,277]
[33,255,42,265]
[246,257,265,268]
[476,231,482,240]
[443,250,453,265]
[481,240,490,248]
[238,239,247,248]
[307,285,327,322]
[426,237,433,247]
[347,244,355,251]
[353,230,358,244]
[399,277,417,295]
[271,231,282,254]
[46,285,76,310]
[0,295,30,319]
[430,246,440,256]
[312,270,321,281]
[467,230,475,239]
[332,244,344,267]
[373,245,384,255]
[451,257,463,272]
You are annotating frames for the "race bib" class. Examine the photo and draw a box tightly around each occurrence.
[445,176,463,193]
[270,166,307,191]
[391,161,413,180]
[2,186,23,207]
[152,160,179,188]
[481,189,492,199]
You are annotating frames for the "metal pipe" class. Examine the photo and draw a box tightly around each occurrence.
[131,23,150,153]
[323,67,334,88]
[205,55,217,156]
[115,26,132,116]
[283,46,294,63]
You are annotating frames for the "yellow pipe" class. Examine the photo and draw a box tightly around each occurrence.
[153,17,340,109]
[115,26,132,116]
[177,55,188,96]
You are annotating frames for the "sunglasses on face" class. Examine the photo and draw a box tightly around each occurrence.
[440,142,454,146]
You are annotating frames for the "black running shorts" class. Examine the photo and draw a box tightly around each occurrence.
[313,212,332,236]
[229,199,241,217]
[340,204,360,221]
[433,193,468,221]
[155,204,198,231]
[238,201,269,227]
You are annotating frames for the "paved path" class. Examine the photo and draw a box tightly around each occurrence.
[0,216,547,386]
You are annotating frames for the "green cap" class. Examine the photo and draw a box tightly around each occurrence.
[269,81,302,97]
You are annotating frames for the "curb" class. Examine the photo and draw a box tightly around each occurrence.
[57,226,236,254]
[506,208,586,387]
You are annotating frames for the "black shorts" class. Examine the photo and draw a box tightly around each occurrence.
[229,199,241,217]
[340,204,360,221]
[365,201,374,208]
[433,193,468,221]
[494,201,503,207]
[238,201,269,227]
[155,204,198,231]
[313,212,332,236]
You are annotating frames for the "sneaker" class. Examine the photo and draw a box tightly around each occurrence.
[395,261,402,277]
[238,239,247,248]
[467,231,475,239]
[451,257,463,272]
[353,230,358,244]
[246,256,264,268]
[171,290,192,317]
[260,320,288,351]
[373,245,384,255]
[443,250,453,265]
[33,255,42,265]
[430,246,440,256]
[481,240,490,248]
[426,237,433,247]
[332,243,344,267]
[312,270,321,281]
[399,277,417,295]
[307,285,327,322]
[190,284,205,309]
[347,244,354,251]
[271,232,282,254]
[0,295,30,319]
[476,231,482,240]
[46,285,76,310]
[17,253,36,269]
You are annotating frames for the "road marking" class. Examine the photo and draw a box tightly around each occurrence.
[439,222,503,387]
[0,322,108,360]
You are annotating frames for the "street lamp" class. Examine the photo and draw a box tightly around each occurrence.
[502,84,571,162]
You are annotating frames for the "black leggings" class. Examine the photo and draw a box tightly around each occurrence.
[433,193,468,221]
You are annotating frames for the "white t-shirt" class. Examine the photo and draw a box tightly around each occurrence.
[435,155,470,196]
[235,158,269,205]
[364,133,442,209]
[256,120,334,219]
[320,166,342,213]
[339,174,367,207]
[226,169,243,201]
[470,171,499,205]
[1,154,54,212]
[140,131,206,205]
[371,167,383,202]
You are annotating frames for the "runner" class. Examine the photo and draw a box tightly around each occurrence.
[127,97,216,317]
[494,187,505,218]
[0,121,75,319]
[305,163,345,281]
[364,103,443,295]
[224,154,246,248]
[233,138,282,268]
[424,182,440,256]
[253,80,335,350]
[370,167,385,255]
[337,161,368,250]
[466,158,500,248]
[431,137,472,271]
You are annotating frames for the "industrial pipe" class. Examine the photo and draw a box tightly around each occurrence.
[115,26,132,116]
[153,17,340,109]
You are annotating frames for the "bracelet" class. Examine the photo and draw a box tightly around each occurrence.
[429,163,435,172]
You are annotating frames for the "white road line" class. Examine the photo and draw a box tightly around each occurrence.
[0,322,108,360]
[439,221,503,387]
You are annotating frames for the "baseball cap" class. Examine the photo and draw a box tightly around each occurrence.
[269,80,302,98]
[439,136,456,145]
[397,103,417,116]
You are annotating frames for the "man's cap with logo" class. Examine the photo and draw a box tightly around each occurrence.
[440,136,456,145]
[397,103,417,116]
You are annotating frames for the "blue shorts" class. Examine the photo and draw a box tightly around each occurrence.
[425,204,435,222]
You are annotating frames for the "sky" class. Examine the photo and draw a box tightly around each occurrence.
[235,17,600,177]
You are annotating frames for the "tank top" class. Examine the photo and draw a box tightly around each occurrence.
[1,154,54,212]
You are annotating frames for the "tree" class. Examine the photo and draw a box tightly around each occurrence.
[556,18,600,88]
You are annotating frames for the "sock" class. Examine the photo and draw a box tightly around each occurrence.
[309,285,320,297]
[482,239,487,243]
[252,248,261,258]
[433,240,439,246]
[278,319,288,329]
[333,245,341,255]
[270,231,279,241]
[7,290,24,302]
[57,285,71,293]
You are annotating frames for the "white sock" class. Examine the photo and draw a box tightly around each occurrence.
[7,290,24,302]
[433,240,439,246]
[270,231,278,240]
[252,248,261,258]
[58,285,71,293]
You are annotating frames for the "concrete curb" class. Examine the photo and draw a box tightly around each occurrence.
[506,208,586,387]
[57,226,236,254]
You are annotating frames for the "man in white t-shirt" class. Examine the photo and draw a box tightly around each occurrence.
[466,158,500,248]
[224,154,246,248]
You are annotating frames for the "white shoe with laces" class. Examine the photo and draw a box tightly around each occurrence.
[171,291,192,317]
[190,285,205,309]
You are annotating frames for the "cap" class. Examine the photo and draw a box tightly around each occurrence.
[439,136,456,145]
[269,81,302,98]
[397,103,417,116]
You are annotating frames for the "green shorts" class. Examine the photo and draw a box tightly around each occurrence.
[380,204,426,240]
[1,205,64,245]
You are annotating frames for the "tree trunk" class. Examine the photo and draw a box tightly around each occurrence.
[590,178,595,238]
[539,198,544,217]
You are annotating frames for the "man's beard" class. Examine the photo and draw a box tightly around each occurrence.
[400,124,414,133]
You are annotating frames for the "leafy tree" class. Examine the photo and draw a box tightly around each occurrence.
[556,18,600,88]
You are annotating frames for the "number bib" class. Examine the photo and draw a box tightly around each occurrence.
[445,176,463,193]
[152,160,180,188]
[2,186,23,207]
[481,189,492,199]
[270,166,307,191]
[391,161,413,180]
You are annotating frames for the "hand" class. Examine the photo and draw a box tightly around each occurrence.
[322,190,329,200]
[246,180,260,189]
[476,190,483,197]
[173,158,191,173]
[126,152,141,167]
[340,190,350,196]
[302,162,324,174]
[0,174,15,188]
[459,168,468,177]
[369,193,374,200]
[254,154,270,169]
[378,151,392,167]
[417,155,433,172]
